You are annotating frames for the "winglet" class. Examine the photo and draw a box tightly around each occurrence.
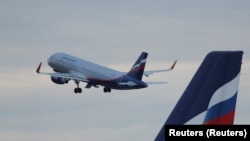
[36,62,42,73]
[170,60,177,70]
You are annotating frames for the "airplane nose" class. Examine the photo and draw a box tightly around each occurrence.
[48,54,57,66]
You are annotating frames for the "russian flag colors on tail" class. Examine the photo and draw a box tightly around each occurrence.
[128,52,148,80]
[154,51,243,141]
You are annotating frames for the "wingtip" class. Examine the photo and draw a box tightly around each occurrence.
[171,60,177,70]
[36,62,42,73]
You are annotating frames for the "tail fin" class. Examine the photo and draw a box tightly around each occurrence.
[154,51,243,141]
[127,52,148,80]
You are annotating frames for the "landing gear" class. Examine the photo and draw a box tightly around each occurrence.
[74,88,82,93]
[103,87,111,93]
[74,80,82,94]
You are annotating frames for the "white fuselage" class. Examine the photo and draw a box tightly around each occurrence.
[48,53,124,81]
[36,51,163,92]
[44,52,148,91]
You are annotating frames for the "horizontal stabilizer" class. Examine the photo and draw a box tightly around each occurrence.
[118,81,137,86]
[145,81,167,85]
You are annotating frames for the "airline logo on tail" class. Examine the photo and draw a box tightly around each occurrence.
[154,51,243,141]
[128,52,148,80]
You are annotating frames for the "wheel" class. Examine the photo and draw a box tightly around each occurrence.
[74,88,82,93]
[74,88,78,93]
[103,87,111,93]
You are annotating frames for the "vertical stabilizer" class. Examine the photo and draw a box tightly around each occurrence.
[154,51,243,141]
[127,52,148,80]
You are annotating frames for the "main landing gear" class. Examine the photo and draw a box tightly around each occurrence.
[73,81,111,93]
[74,87,82,93]
[103,87,111,93]
[74,80,82,94]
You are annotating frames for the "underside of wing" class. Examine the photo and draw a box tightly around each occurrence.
[36,62,89,82]
[51,72,89,82]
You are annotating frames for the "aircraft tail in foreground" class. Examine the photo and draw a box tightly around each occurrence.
[154,51,243,141]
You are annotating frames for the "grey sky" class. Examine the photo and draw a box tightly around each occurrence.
[1,1,250,141]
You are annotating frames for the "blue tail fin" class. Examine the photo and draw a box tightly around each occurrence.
[154,51,243,141]
[127,52,148,80]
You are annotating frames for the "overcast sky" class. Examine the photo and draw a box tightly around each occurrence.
[1,1,250,141]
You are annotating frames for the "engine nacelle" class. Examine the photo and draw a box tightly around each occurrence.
[51,76,68,84]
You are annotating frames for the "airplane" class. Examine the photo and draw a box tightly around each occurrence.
[154,50,243,141]
[36,52,177,93]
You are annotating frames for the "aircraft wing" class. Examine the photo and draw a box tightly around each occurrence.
[51,72,89,82]
[36,62,89,82]
[143,60,177,77]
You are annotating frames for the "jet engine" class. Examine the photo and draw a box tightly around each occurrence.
[51,76,68,84]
